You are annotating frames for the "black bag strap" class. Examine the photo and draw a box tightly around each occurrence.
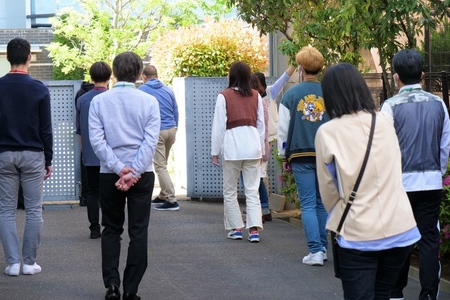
[335,113,376,235]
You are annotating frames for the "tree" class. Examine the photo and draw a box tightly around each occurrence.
[151,19,268,84]
[47,0,232,80]
[228,0,448,97]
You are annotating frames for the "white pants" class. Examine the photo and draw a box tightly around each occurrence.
[222,159,263,231]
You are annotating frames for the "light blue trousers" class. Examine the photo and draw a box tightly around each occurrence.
[0,151,45,265]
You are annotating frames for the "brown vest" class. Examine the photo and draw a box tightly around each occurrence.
[220,88,258,130]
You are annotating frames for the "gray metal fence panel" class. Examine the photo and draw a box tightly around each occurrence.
[176,76,281,199]
[43,80,81,201]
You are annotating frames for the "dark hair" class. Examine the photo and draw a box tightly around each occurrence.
[7,38,31,66]
[250,73,264,97]
[112,52,143,83]
[253,72,267,89]
[321,63,376,119]
[142,65,157,78]
[90,61,112,83]
[392,49,423,85]
[227,61,254,97]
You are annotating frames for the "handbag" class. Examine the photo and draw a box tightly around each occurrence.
[331,113,376,278]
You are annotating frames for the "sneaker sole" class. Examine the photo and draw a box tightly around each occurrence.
[248,238,260,243]
[154,207,180,211]
[302,261,323,266]
[23,270,41,275]
[5,270,19,276]
[227,235,243,240]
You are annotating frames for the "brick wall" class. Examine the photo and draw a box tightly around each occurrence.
[0,28,54,81]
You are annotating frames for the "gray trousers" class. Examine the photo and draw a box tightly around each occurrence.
[0,151,45,265]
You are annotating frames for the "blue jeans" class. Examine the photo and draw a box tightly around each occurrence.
[259,178,269,214]
[241,175,270,214]
[291,161,328,253]
[338,244,412,300]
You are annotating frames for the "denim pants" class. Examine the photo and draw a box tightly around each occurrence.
[337,244,412,300]
[259,178,269,214]
[291,161,328,253]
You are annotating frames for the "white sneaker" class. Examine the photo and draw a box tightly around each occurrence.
[22,263,42,275]
[5,263,20,276]
[302,252,324,266]
[322,249,328,261]
[389,298,404,300]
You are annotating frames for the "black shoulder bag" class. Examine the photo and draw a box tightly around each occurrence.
[331,113,376,278]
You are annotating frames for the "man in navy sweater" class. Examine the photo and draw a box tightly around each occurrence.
[0,38,53,276]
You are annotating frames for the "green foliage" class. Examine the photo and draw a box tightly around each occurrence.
[52,29,84,80]
[47,0,231,80]
[228,0,448,97]
[429,20,450,73]
[150,19,268,84]
[441,160,450,255]
[272,140,297,204]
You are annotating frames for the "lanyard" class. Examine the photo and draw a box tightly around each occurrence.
[113,83,135,88]
[399,87,422,94]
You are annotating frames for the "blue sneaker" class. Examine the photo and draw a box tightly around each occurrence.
[248,230,260,243]
[154,201,179,211]
[151,197,166,206]
[227,228,243,240]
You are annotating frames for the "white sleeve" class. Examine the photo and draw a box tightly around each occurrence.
[256,94,265,156]
[440,101,450,175]
[211,94,227,156]
[277,103,290,158]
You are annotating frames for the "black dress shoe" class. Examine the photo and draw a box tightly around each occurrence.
[90,231,102,239]
[123,293,141,300]
[79,197,87,207]
[105,284,120,300]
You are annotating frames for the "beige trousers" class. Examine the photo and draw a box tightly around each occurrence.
[222,159,263,231]
[154,127,177,203]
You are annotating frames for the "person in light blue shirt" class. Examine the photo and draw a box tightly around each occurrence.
[89,52,160,300]
[139,65,180,211]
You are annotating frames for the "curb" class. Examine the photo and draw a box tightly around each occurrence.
[282,216,450,294]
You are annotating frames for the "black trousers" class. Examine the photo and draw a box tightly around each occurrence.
[338,244,411,300]
[100,172,154,294]
[80,152,88,199]
[391,189,442,300]
[85,166,101,233]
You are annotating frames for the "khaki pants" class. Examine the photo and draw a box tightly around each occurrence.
[153,127,177,203]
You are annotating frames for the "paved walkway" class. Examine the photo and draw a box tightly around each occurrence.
[1,199,449,300]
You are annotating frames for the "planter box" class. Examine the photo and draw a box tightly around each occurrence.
[269,193,286,212]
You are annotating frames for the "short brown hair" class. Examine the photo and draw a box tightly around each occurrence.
[142,65,157,78]
[296,46,324,75]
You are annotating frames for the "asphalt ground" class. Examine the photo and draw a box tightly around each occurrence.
[1,199,449,300]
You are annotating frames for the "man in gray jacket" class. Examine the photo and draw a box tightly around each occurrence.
[381,49,450,300]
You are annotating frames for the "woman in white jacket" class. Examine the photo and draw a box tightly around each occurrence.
[315,63,420,300]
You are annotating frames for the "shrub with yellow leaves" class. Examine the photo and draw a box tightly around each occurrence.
[150,19,268,84]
